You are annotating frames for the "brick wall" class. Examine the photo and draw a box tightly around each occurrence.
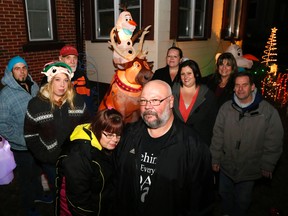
[0,0,78,84]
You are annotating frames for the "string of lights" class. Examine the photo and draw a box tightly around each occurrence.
[260,27,287,107]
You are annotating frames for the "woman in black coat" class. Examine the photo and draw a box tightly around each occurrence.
[172,59,218,146]
[56,109,124,216]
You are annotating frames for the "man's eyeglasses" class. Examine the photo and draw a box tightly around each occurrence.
[139,95,171,106]
[102,131,121,140]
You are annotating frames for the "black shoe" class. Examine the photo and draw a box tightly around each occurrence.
[28,208,41,216]
[34,194,53,204]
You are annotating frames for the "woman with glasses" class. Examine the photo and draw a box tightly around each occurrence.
[24,62,90,201]
[172,59,218,146]
[55,108,124,216]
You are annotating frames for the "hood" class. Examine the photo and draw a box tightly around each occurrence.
[70,123,102,151]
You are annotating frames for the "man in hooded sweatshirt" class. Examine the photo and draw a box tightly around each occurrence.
[0,56,46,215]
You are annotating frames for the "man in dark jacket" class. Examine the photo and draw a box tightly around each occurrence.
[59,45,95,114]
[115,80,214,216]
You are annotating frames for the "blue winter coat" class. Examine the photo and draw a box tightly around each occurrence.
[0,67,39,150]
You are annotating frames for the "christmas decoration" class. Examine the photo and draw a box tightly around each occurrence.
[215,43,254,72]
[247,60,268,89]
[261,27,278,66]
[261,27,287,107]
[99,8,154,123]
[112,10,137,66]
[275,73,288,106]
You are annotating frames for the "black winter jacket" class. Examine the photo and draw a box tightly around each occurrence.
[172,83,218,146]
[24,93,90,164]
[114,118,214,216]
[152,65,175,87]
[56,124,116,216]
[202,73,234,108]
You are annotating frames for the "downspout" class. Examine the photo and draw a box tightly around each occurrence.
[75,0,84,60]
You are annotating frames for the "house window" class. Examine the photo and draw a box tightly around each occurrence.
[94,0,141,40]
[170,0,213,40]
[24,0,54,41]
[178,0,206,38]
[221,0,248,40]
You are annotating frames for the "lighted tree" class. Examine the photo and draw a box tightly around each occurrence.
[261,27,278,66]
[260,27,287,106]
[261,27,279,103]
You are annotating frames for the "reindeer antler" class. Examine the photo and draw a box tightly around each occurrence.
[136,25,151,59]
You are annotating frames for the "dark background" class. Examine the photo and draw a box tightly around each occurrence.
[243,0,288,72]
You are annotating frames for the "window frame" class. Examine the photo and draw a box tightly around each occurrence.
[221,0,248,40]
[94,1,117,40]
[170,0,214,41]
[90,0,154,42]
[23,0,64,52]
[24,0,54,41]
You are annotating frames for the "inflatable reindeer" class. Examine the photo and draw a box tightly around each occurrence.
[99,10,153,123]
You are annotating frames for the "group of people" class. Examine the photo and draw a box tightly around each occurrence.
[152,46,284,216]
[0,45,284,216]
[0,46,93,215]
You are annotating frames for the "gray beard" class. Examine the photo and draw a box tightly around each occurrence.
[142,108,170,129]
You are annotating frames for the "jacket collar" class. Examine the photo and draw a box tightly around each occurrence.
[70,123,102,151]
[172,84,209,121]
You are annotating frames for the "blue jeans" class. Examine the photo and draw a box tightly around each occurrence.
[13,150,43,214]
[219,171,255,216]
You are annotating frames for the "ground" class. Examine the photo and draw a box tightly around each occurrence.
[0,107,287,216]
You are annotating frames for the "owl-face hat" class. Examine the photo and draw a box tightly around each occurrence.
[41,61,74,82]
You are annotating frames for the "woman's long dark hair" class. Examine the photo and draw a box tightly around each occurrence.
[214,52,238,85]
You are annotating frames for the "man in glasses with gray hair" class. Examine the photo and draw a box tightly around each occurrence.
[114,80,214,216]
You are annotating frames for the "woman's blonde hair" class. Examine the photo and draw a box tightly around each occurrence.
[39,74,76,110]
